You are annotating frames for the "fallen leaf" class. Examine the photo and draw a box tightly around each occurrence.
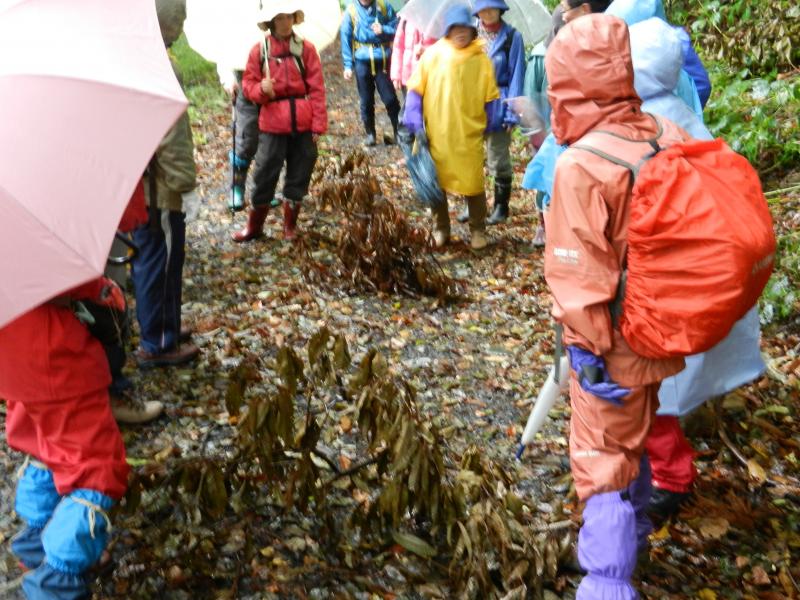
[698,517,730,540]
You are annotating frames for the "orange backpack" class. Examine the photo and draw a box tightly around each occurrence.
[574,117,776,359]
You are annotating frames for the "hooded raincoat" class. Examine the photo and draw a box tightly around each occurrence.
[406,37,500,196]
[0,281,130,499]
[543,15,687,500]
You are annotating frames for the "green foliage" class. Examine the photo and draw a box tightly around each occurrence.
[664,0,799,76]
[705,67,800,177]
[170,34,227,121]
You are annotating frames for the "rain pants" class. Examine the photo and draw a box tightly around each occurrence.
[543,16,687,597]
[406,37,499,196]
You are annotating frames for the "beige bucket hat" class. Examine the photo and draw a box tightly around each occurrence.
[256,0,305,31]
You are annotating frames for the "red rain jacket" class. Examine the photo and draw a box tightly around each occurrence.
[243,33,328,136]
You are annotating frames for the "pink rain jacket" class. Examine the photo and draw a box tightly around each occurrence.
[543,14,687,499]
[390,17,435,88]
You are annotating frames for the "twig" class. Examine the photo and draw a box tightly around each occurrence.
[324,455,382,484]
[765,183,800,198]
[312,447,341,474]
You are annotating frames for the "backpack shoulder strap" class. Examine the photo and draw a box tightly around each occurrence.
[289,34,306,79]
[502,25,516,60]
[348,2,358,27]
[377,0,386,17]
[571,114,664,179]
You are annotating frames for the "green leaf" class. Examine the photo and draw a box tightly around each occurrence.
[392,530,436,559]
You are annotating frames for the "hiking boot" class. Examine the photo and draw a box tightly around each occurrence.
[383,130,397,145]
[648,487,690,522]
[470,230,488,250]
[487,177,511,225]
[282,200,300,241]
[110,393,163,424]
[135,344,199,369]
[179,326,193,344]
[231,205,268,243]
[431,199,450,248]
[467,193,488,250]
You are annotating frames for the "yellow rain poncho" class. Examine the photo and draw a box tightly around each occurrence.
[407,37,499,196]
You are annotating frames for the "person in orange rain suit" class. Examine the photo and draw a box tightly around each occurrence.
[0,278,130,599]
[543,14,690,599]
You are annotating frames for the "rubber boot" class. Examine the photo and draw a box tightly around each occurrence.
[430,198,450,248]
[467,193,488,250]
[576,491,638,600]
[12,460,60,571]
[229,152,250,212]
[456,201,470,223]
[231,205,268,243]
[282,200,300,241]
[487,177,511,225]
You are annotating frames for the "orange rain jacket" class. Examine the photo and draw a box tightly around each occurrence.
[543,14,687,499]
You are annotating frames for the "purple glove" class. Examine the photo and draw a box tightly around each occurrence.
[402,90,423,134]
[567,345,631,404]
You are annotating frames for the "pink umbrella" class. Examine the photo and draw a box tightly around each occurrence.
[0,0,189,328]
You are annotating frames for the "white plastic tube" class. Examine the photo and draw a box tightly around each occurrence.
[516,355,570,458]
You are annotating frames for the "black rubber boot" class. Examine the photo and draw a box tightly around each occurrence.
[487,177,512,225]
[648,487,690,523]
[456,202,470,223]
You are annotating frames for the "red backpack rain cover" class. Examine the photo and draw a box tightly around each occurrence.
[575,134,776,359]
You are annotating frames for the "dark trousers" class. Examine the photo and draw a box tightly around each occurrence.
[251,131,318,207]
[85,303,131,396]
[354,59,400,136]
[131,210,186,355]
[234,71,259,161]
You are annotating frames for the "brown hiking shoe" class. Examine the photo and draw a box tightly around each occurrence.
[135,344,199,369]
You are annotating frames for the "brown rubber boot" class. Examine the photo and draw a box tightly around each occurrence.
[282,200,300,241]
[430,198,450,248]
[467,193,488,250]
[231,205,268,243]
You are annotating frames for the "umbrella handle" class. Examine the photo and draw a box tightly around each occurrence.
[106,232,139,265]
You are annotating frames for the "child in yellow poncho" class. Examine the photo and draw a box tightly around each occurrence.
[402,4,500,250]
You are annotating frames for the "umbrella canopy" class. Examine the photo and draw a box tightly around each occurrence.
[184,0,341,73]
[400,0,550,45]
[0,0,188,328]
[501,0,550,46]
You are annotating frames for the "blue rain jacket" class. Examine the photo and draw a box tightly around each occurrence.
[340,0,399,70]
[483,21,527,132]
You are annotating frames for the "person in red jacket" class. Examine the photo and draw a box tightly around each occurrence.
[232,1,328,243]
[0,278,130,599]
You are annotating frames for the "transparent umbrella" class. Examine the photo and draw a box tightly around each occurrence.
[400,0,550,44]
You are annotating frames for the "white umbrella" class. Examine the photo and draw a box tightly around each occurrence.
[184,0,342,75]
